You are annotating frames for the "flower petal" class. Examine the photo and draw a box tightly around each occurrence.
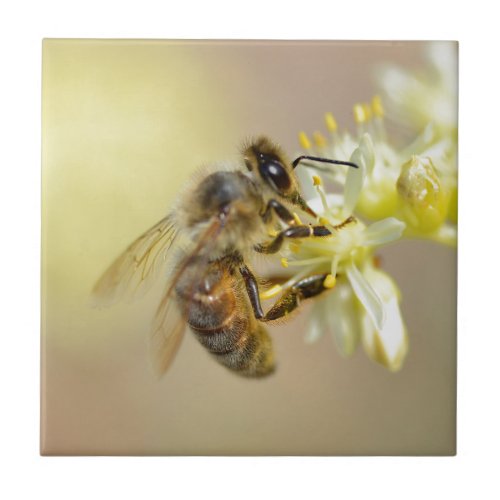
[361,295,408,372]
[362,217,406,246]
[296,165,321,201]
[360,264,408,371]
[305,306,325,344]
[362,261,401,301]
[433,222,457,247]
[326,282,360,357]
[358,133,376,176]
[343,134,374,217]
[345,261,385,331]
[307,193,343,214]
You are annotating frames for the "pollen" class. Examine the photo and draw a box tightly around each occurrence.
[353,103,368,124]
[325,112,338,133]
[318,216,330,226]
[323,274,336,289]
[298,131,312,150]
[312,175,323,186]
[313,131,327,148]
[372,95,384,118]
[289,242,301,253]
[280,258,289,268]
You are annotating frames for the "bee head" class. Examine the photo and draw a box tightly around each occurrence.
[243,136,316,217]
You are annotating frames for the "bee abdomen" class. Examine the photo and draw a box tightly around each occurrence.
[177,263,275,377]
[217,323,275,377]
[192,319,275,377]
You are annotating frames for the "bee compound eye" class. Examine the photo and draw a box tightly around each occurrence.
[259,159,291,193]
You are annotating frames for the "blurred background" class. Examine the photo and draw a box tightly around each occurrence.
[41,40,456,455]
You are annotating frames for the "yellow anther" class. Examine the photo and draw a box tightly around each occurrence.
[353,103,367,124]
[260,284,283,300]
[372,95,384,118]
[293,212,303,225]
[362,102,372,121]
[313,131,327,148]
[298,131,312,150]
[325,112,338,132]
[318,216,330,226]
[280,258,289,268]
[373,255,383,268]
[289,243,301,253]
[323,274,336,289]
[268,228,279,237]
[312,175,323,186]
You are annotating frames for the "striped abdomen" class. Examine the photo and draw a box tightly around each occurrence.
[176,262,275,377]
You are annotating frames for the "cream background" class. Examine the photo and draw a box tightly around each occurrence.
[41,40,456,455]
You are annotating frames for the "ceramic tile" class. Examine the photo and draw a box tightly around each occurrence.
[41,39,457,455]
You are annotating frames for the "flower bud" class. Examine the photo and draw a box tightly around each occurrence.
[397,156,449,232]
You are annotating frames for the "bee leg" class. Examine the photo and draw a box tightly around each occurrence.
[332,215,356,230]
[263,273,330,322]
[254,225,331,254]
[239,262,265,320]
[261,199,296,225]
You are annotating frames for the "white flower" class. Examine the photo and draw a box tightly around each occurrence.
[374,42,458,223]
[296,97,457,246]
[306,263,408,372]
[375,41,458,139]
[297,101,409,221]
[359,262,408,371]
[275,139,409,371]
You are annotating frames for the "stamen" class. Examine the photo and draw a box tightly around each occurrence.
[372,95,384,118]
[315,182,331,215]
[331,255,340,277]
[292,212,303,225]
[353,103,367,125]
[280,257,289,268]
[260,265,318,300]
[362,103,373,121]
[313,131,328,149]
[323,274,336,289]
[286,256,331,267]
[298,131,312,150]
[298,239,340,253]
[268,228,279,237]
[371,95,387,142]
[325,112,338,133]
[289,242,301,253]
[260,284,283,300]
[312,175,322,186]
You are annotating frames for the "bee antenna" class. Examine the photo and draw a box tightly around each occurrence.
[292,155,359,170]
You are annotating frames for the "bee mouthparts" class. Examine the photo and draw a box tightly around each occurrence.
[296,194,317,219]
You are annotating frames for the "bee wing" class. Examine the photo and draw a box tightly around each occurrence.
[91,214,178,307]
[149,216,225,376]
[149,288,187,376]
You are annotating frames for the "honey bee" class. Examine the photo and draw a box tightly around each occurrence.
[92,136,358,377]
